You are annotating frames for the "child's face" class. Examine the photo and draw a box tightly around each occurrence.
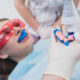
[0,20,34,60]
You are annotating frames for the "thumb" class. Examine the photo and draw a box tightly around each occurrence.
[50,28,57,45]
[51,26,62,44]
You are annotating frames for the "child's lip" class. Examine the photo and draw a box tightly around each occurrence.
[21,35,29,43]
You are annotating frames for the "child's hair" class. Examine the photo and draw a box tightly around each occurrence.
[0,18,9,29]
[0,18,9,21]
[0,58,17,75]
[0,18,17,80]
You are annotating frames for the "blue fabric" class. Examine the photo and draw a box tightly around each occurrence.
[8,39,51,80]
[71,61,80,80]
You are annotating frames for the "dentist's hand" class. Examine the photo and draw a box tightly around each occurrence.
[37,26,52,39]
[44,28,80,80]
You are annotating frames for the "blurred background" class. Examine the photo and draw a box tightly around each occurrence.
[0,0,28,20]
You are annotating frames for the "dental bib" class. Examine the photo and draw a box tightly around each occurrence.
[8,39,50,80]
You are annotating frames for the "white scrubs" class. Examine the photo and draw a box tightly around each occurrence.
[28,0,63,28]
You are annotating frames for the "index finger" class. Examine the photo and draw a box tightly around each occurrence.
[50,28,57,45]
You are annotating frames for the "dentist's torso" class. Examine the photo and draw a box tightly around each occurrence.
[28,0,63,26]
